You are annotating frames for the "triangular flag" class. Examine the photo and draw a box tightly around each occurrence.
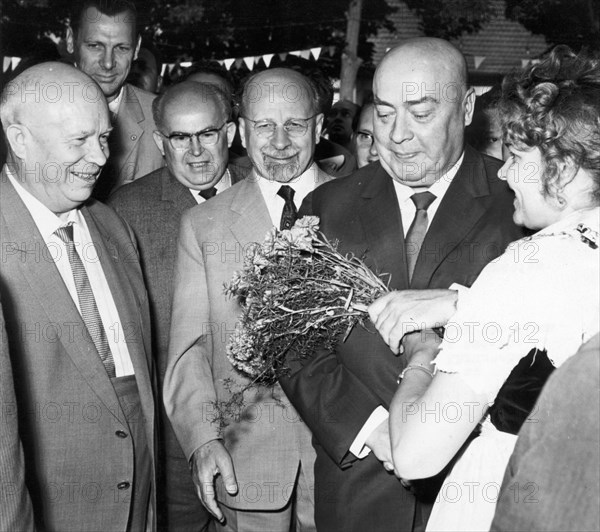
[217,60,224,66]
[180,61,192,68]
[300,49,311,60]
[278,52,288,61]
[289,50,302,57]
[473,56,485,70]
[3,57,12,72]
[263,53,275,67]
[310,47,322,60]
[223,58,235,70]
[234,58,244,69]
[521,59,530,68]
[11,57,21,69]
[243,56,255,70]
[328,46,336,56]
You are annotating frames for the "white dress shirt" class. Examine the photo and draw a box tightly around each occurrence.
[257,162,322,226]
[7,172,135,376]
[350,153,465,458]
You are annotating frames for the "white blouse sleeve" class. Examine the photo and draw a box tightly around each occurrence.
[434,233,599,405]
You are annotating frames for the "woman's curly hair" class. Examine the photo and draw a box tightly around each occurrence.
[499,45,600,202]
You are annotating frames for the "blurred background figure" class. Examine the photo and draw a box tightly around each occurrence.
[183,60,235,98]
[326,99,360,151]
[127,44,162,94]
[352,102,379,168]
[465,85,505,160]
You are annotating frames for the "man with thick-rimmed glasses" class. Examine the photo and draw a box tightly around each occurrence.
[109,81,248,531]
[164,68,333,531]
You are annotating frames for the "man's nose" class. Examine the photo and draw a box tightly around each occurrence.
[100,49,115,70]
[390,115,412,144]
[271,125,292,150]
[189,135,204,156]
[87,137,108,167]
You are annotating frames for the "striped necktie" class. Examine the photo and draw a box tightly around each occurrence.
[55,223,116,378]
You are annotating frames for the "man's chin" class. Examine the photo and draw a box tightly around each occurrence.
[266,162,300,183]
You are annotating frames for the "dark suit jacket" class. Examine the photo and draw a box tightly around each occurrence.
[281,147,526,532]
[94,83,165,200]
[0,295,35,532]
[0,170,156,531]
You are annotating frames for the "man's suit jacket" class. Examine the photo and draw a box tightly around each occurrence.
[164,169,332,511]
[0,171,156,531]
[94,83,164,200]
[281,147,526,532]
[0,294,34,532]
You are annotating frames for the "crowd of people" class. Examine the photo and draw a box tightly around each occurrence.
[1,1,599,532]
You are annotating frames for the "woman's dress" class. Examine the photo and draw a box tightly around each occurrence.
[425,208,599,532]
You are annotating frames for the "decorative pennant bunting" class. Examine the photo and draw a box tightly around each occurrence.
[328,46,336,56]
[521,59,530,68]
[3,57,12,72]
[234,58,244,69]
[243,56,255,70]
[223,58,235,70]
[278,52,288,61]
[11,57,21,69]
[299,49,310,59]
[310,47,322,60]
[473,56,485,70]
[263,53,275,67]
[289,50,302,57]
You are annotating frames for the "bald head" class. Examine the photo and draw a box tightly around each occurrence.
[372,38,474,187]
[152,81,231,132]
[239,68,320,118]
[1,62,107,132]
[1,62,111,214]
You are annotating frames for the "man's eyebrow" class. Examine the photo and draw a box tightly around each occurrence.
[406,96,439,106]
[373,96,393,107]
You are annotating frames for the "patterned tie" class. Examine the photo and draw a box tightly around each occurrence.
[277,185,298,230]
[55,223,116,378]
[199,187,218,200]
[405,191,437,282]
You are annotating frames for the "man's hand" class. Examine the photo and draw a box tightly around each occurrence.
[368,289,458,354]
[365,419,394,471]
[191,440,238,523]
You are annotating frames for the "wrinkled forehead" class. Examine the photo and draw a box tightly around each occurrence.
[244,73,314,118]
[162,95,225,130]
[76,7,137,42]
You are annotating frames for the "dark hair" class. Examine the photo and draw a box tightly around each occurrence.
[500,45,600,201]
[70,0,137,38]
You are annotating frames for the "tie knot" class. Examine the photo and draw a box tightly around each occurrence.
[199,187,217,200]
[277,185,295,203]
[54,222,75,244]
[411,191,436,211]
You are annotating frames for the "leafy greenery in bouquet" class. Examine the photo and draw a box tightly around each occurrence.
[213,216,390,431]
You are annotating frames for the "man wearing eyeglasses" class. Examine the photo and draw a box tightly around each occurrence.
[164,68,333,531]
[109,81,248,531]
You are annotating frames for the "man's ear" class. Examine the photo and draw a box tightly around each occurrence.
[238,118,247,150]
[5,124,28,160]
[225,121,236,148]
[134,35,142,61]
[66,26,75,56]
[152,131,166,157]
[314,113,324,144]
[463,87,476,127]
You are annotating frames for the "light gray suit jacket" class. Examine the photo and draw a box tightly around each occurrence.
[94,83,164,200]
[0,294,35,532]
[164,168,333,510]
[0,170,157,531]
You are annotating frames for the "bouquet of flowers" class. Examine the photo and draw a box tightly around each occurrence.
[216,216,389,427]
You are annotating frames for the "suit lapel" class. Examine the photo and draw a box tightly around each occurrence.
[161,168,197,213]
[411,148,492,288]
[112,84,144,177]
[357,165,408,290]
[0,176,123,415]
[229,177,275,246]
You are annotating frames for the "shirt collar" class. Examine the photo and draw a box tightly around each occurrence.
[6,167,82,239]
[257,162,320,206]
[108,86,124,116]
[392,152,465,204]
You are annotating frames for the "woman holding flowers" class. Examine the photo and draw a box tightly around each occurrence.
[385,45,600,531]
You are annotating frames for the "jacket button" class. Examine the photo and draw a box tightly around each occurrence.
[117,482,130,490]
[130,134,137,141]
[115,430,128,438]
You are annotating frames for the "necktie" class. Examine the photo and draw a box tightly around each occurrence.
[199,187,217,200]
[277,185,298,230]
[405,191,436,282]
[55,223,116,378]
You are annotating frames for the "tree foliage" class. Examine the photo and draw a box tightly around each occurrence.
[505,0,600,50]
